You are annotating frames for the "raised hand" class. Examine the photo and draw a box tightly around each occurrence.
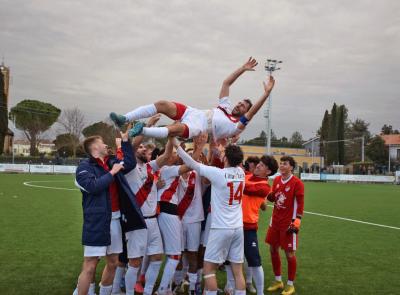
[242,57,258,71]
[263,75,275,94]
[146,114,161,127]
[120,123,132,142]
[194,132,208,150]
[110,162,124,175]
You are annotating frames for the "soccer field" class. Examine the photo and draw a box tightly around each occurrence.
[0,173,399,295]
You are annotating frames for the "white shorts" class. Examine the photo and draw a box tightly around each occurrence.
[182,222,201,252]
[200,214,212,246]
[181,107,208,138]
[84,218,123,257]
[125,217,164,258]
[204,227,244,264]
[158,212,182,256]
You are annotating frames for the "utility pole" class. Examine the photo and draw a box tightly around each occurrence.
[264,59,282,155]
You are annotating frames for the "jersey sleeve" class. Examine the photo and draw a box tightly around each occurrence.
[148,160,159,172]
[218,96,232,109]
[294,179,305,217]
[161,165,180,180]
[199,165,224,185]
[244,182,271,198]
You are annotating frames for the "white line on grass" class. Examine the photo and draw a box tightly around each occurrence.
[23,180,78,191]
[267,205,400,231]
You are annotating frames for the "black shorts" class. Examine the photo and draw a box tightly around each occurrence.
[244,229,262,267]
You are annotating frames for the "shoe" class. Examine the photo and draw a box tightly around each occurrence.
[135,282,144,293]
[223,286,234,295]
[281,285,295,295]
[246,282,257,293]
[128,121,145,137]
[267,280,284,292]
[110,112,127,128]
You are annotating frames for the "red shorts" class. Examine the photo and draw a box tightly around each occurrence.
[265,226,298,251]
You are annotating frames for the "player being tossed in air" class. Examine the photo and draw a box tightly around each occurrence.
[109,57,275,141]
[265,156,305,295]
[172,134,247,295]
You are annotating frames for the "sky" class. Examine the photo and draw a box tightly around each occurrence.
[1,0,399,140]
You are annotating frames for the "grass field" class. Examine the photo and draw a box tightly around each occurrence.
[1,173,400,295]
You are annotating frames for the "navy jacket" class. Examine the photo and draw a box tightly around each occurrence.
[75,141,146,247]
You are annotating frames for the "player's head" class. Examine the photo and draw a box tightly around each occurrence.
[136,143,148,163]
[279,156,296,175]
[83,136,108,158]
[232,99,252,117]
[254,155,278,177]
[244,156,260,173]
[223,144,244,167]
[145,143,156,162]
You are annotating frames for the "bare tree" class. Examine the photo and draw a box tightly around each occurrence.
[58,108,85,158]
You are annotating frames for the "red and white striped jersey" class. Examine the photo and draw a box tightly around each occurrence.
[177,171,204,223]
[158,165,181,205]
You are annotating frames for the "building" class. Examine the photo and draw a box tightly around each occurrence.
[13,139,56,156]
[3,128,14,154]
[381,134,400,161]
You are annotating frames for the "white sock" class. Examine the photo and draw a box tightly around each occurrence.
[125,265,140,295]
[125,104,157,121]
[235,290,246,295]
[142,127,169,138]
[275,275,282,282]
[251,266,264,295]
[244,261,252,284]
[287,280,294,286]
[99,284,113,295]
[197,268,203,283]
[188,272,197,291]
[158,258,179,292]
[89,283,96,295]
[112,266,125,293]
[225,264,235,289]
[144,261,162,295]
[205,291,217,295]
[174,269,184,285]
[72,286,78,295]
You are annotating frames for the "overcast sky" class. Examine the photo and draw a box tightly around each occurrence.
[1,0,399,140]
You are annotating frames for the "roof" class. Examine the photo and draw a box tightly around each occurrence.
[381,134,400,145]
[302,136,320,146]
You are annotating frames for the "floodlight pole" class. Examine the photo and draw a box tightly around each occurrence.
[264,59,282,155]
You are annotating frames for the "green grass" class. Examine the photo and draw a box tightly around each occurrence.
[0,174,400,294]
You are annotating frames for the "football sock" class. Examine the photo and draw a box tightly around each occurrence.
[158,257,179,293]
[235,290,246,295]
[144,261,162,295]
[142,127,169,138]
[99,284,113,295]
[270,251,282,278]
[250,266,264,295]
[287,255,297,282]
[111,266,124,293]
[188,272,197,291]
[125,104,157,121]
[125,265,140,295]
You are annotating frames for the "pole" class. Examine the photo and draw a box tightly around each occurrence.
[388,144,391,173]
[12,116,15,164]
[361,136,365,162]
[266,89,272,155]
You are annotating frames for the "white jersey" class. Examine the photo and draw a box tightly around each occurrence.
[198,165,245,229]
[125,160,159,217]
[178,171,204,224]
[158,165,181,205]
[211,96,241,140]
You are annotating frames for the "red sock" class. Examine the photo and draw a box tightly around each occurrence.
[270,251,281,277]
[287,255,297,281]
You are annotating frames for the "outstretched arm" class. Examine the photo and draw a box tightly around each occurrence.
[237,75,275,131]
[219,57,258,99]
[155,136,174,168]
[132,114,161,149]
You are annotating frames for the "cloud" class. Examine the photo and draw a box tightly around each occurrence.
[1,0,399,140]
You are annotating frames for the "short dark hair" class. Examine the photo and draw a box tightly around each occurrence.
[152,148,162,160]
[244,99,253,112]
[83,136,102,155]
[280,156,296,169]
[260,155,278,176]
[224,144,244,167]
[244,156,260,171]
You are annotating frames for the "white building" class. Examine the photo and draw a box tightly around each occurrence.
[13,139,56,156]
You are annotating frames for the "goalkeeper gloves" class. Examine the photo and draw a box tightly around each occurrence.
[287,217,302,234]
[267,191,277,202]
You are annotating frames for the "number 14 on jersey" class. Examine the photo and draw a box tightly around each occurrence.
[227,182,243,205]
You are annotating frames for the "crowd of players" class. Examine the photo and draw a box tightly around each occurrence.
[73,58,304,295]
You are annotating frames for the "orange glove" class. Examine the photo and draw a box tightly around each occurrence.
[287,217,301,234]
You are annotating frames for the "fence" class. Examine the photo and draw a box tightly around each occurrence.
[0,163,77,174]
[301,173,397,183]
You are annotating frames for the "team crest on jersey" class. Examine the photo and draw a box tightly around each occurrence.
[276,192,286,208]
[277,184,280,189]
[285,186,291,192]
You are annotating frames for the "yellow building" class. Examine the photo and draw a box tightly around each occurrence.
[13,140,56,156]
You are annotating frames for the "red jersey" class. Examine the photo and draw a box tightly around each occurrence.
[270,175,304,230]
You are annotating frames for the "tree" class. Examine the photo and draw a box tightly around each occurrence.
[319,110,330,160]
[366,136,388,165]
[381,124,399,135]
[54,133,80,157]
[327,103,339,164]
[290,131,303,147]
[82,121,117,148]
[337,105,346,164]
[58,108,85,158]
[0,71,7,155]
[344,119,371,164]
[9,100,60,156]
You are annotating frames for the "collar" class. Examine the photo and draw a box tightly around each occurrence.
[281,174,293,184]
